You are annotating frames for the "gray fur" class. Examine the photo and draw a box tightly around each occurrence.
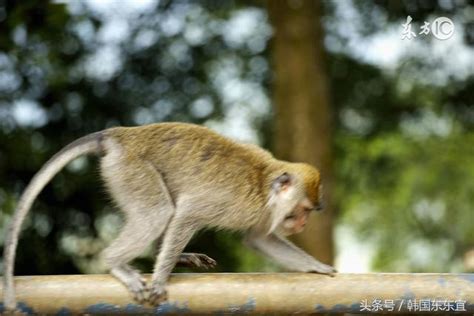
[245,233,336,275]
[3,123,335,310]
[3,132,104,310]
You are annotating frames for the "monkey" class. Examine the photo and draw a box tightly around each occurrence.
[3,122,336,309]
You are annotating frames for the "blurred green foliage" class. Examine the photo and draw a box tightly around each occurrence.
[329,55,474,271]
[325,1,474,271]
[0,0,472,276]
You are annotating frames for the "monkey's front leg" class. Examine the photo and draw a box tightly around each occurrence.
[245,233,336,275]
[149,217,199,305]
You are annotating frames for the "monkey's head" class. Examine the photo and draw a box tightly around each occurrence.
[267,163,323,236]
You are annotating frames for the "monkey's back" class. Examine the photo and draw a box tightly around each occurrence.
[105,123,277,228]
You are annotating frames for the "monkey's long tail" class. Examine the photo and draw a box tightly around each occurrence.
[2,131,105,311]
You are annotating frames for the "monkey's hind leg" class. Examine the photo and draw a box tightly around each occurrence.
[104,207,172,303]
[103,205,173,303]
[104,208,174,303]
[101,152,174,303]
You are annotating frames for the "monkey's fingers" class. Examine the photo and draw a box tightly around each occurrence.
[309,263,337,277]
[178,253,218,269]
[192,253,217,269]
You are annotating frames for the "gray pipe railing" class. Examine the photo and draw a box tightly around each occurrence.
[1,273,473,314]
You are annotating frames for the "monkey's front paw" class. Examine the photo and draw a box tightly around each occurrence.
[309,263,337,276]
[148,283,168,306]
[179,253,217,269]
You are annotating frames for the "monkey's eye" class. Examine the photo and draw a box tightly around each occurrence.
[314,201,324,211]
[284,214,297,220]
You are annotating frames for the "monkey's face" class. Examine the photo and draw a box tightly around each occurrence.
[268,170,322,235]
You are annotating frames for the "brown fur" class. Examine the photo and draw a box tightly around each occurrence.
[3,122,334,310]
[106,123,284,230]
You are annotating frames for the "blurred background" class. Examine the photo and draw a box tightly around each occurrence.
[0,0,473,277]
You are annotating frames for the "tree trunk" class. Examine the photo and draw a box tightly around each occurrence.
[267,0,334,265]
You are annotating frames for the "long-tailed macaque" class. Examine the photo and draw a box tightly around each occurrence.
[3,122,335,309]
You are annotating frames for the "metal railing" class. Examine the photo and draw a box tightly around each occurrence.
[1,273,473,314]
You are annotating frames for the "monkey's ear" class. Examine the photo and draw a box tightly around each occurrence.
[272,172,292,193]
[268,172,295,235]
